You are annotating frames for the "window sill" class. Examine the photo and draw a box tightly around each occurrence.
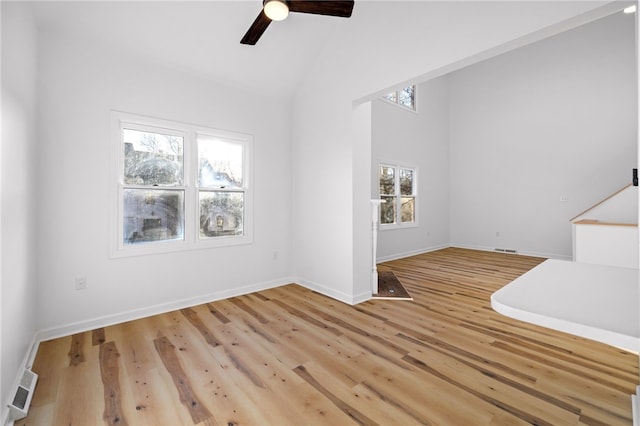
[380,223,419,231]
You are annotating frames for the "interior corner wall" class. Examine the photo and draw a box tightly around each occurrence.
[1,1,39,415]
[35,29,293,333]
[448,11,637,259]
[352,101,374,301]
[371,77,450,261]
[290,88,356,303]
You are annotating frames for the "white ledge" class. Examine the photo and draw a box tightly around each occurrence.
[492,259,639,353]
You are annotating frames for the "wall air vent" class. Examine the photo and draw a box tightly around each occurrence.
[495,248,518,254]
[8,369,37,421]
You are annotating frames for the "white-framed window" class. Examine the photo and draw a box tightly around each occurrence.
[382,85,416,111]
[379,163,417,227]
[110,111,253,257]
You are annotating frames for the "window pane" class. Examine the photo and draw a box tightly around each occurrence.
[384,91,397,103]
[399,86,415,110]
[380,196,396,224]
[401,197,415,223]
[198,136,243,189]
[379,165,395,195]
[399,168,414,195]
[123,189,184,244]
[123,129,183,186]
[199,191,244,238]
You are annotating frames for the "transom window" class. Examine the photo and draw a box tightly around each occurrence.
[111,112,253,257]
[382,85,416,111]
[379,163,417,227]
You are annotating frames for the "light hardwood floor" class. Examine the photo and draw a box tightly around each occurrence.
[21,248,639,425]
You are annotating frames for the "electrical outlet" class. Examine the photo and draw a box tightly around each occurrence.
[560,194,568,202]
[75,277,87,290]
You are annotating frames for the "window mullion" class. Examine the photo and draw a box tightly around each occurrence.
[396,167,401,225]
[183,129,196,245]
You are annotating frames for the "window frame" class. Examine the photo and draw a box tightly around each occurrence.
[110,111,253,258]
[378,162,418,230]
[381,85,417,112]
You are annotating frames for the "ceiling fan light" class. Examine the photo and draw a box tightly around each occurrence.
[264,0,289,21]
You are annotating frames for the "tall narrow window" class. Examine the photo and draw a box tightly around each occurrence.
[112,112,253,257]
[399,168,415,223]
[379,165,396,224]
[379,163,417,227]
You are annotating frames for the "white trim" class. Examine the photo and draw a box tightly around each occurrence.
[294,277,370,305]
[110,111,254,258]
[376,243,570,264]
[379,222,419,231]
[449,243,571,261]
[379,84,417,113]
[36,277,291,342]
[25,276,364,348]
[378,162,418,228]
[376,244,449,263]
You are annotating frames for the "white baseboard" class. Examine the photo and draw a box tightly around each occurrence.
[294,277,370,305]
[36,277,294,343]
[376,244,449,263]
[449,243,572,261]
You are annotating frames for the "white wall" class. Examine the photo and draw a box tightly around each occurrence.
[35,28,293,334]
[574,224,639,268]
[449,10,637,259]
[372,78,450,261]
[1,1,39,417]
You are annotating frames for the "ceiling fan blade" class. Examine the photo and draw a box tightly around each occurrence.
[241,10,272,45]
[288,1,354,18]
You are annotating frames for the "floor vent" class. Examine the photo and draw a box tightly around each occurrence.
[495,248,518,254]
[8,369,37,421]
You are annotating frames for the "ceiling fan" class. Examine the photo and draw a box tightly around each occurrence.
[241,0,355,45]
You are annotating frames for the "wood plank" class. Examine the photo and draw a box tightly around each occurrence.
[180,307,222,348]
[37,341,103,426]
[293,364,376,425]
[110,326,194,426]
[50,363,102,425]
[99,341,129,426]
[153,335,213,424]
[205,302,231,324]
[92,328,107,346]
[68,332,86,366]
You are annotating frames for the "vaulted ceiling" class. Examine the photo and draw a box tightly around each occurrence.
[32,1,354,99]
[30,1,620,101]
